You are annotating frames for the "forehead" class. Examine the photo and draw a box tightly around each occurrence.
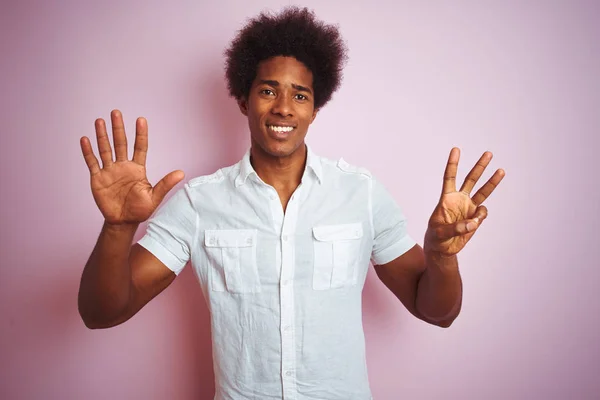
[254,56,313,87]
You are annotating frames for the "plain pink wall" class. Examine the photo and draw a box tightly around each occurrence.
[1,1,598,399]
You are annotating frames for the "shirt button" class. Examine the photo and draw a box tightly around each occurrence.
[284,325,291,331]
[282,280,289,286]
[282,235,288,241]
[270,194,276,200]
[285,371,292,376]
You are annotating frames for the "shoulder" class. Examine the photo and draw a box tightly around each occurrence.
[188,169,226,188]
[320,155,373,180]
[336,158,372,178]
[186,164,238,189]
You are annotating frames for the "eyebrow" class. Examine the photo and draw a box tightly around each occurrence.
[259,80,313,95]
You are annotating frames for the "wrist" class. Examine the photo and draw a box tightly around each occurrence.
[103,221,140,234]
[424,247,458,272]
[424,248,455,260]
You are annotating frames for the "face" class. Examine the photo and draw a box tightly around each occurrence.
[238,56,318,159]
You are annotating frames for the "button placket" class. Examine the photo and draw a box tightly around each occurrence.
[279,189,299,399]
[267,189,284,234]
[280,236,296,397]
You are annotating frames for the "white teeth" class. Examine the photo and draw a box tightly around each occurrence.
[268,125,294,133]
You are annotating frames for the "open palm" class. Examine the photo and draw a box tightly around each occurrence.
[80,110,184,225]
[425,148,505,256]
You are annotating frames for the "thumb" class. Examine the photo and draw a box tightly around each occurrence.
[152,170,185,205]
[432,217,480,241]
[431,205,489,241]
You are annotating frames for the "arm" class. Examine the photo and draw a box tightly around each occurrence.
[77,110,184,329]
[78,222,175,329]
[374,245,461,328]
[375,148,504,328]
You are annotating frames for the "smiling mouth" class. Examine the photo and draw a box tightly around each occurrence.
[267,125,296,133]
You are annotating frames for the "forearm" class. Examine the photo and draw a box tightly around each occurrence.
[415,251,462,323]
[78,221,139,327]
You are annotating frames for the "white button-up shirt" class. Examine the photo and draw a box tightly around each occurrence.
[138,145,416,400]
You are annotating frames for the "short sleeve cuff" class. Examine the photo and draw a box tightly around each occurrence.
[137,234,187,275]
[371,234,417,266]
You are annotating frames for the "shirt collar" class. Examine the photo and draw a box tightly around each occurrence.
[305,144,323,184]
[235,144,323,187]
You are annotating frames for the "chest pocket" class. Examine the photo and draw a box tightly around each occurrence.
[312,222,364,290]
[205,229,261,293]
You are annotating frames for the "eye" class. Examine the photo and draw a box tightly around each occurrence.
[260,89,275,96]
[295,94,308,101]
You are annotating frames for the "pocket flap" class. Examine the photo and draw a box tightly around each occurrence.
[313,223,363,242]
[205,229,256,247]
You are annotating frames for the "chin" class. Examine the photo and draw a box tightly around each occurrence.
[263,142,299,158]
[254,134,305,158]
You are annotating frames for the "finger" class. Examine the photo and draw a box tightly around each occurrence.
[111,110,128,162]
[80,136,101,175]
[472,205,488,222]
[151,170,185,205]
[460,151,493,194]
[433,216,481,241]
[471,168,506,205]
[442,147,460,195]
[95,118,113,167]
[132,117,148,165]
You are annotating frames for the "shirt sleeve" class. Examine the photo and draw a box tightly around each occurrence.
[137,184,197,275]
[370,177,417,265]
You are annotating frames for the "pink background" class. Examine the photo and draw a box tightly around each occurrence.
[1,1,599,399]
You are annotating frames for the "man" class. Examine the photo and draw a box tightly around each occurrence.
[78,7,504,400]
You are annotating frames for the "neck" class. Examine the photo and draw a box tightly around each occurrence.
[250,143,307,192]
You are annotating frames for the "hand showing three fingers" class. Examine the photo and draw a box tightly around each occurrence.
[80,110,184,225]
[424,148,505,257]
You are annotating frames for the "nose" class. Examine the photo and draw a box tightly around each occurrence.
[271,94,293,117]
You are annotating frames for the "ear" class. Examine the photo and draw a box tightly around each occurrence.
[237,97,249,116]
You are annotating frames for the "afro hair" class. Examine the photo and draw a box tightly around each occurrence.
[224,6,348,110]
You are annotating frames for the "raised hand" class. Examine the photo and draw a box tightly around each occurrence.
[425,148,505,257]
[80,110,184,225]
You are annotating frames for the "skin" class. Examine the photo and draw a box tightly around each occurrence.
[237,56,318,211]
[375,149,505,327]
[77,55,505,330]
[78,113,180,328]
